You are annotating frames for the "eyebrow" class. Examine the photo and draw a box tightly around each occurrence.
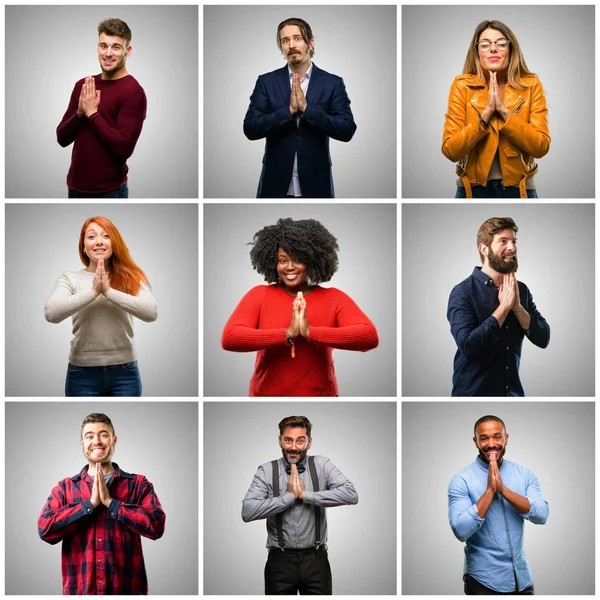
[479,37,507,42]
[83,429,110,436]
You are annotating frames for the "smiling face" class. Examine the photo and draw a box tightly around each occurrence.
[473,420,508,464]
[279,25,313,70]
[97,32,131,77]
[478,28,510,74]
[83,221,113,266]
[481,229,518,274]
[279,426,312,464]
[277,248,309,292]
[81,422,117,468]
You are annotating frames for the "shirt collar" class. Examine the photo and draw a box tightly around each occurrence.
[72,462,134,482]
[471,266,496,287]
[288,61,313,82]
[476,455,506,471]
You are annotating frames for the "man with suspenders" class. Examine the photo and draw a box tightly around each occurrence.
[242,415,358,594]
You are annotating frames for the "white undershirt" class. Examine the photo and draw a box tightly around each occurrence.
[286,63,313,197]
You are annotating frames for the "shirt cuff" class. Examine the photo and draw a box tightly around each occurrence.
[82,500,95,515]
[468,503,485,523]
[107,498,122,519]
[281,492,296,507]
[302,491,315,504]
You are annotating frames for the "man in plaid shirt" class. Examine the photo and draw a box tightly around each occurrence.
[38,413,166,594]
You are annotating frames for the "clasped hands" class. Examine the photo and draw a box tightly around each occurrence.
[287,291,309,340]
[482,71,508,123]
[77,75,101,118]
[486,453,505,495]
[498,272,523,313]
[287,463,306,500]
[92,258,111,298]
[90,461,113,509]
[289,73,307,116]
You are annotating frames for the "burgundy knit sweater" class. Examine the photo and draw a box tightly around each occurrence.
[222,285,379,396]
[57,74,146,194]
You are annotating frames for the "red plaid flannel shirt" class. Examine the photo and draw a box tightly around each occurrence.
[38,463,166,595]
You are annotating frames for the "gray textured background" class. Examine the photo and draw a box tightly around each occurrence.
[6,402,198,595]
[204,203,396,397]
[402,5,595,198]
[6,5,198,198]
[402,203,594,397]
[204,401,396,594]
[6,204,198,397]
[204,5,396,198]
[402,401,595,594]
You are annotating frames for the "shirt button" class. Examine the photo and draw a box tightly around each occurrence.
[86,508,91,513]
[296,523,299,527]
[506,346,509,350]
[98,538,103,543]
[97,559,102,563]
[506,386,509,390]
[98,580,103,585]
[506,366,509,370]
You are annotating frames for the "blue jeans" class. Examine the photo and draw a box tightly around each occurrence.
[65,361,142,396]
[455,181,538,198]
[68,183,129,198]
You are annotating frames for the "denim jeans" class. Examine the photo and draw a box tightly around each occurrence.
[455,181,538,198]
[68,183,129,198]
[65,361,142,396]
[464,574,534,595]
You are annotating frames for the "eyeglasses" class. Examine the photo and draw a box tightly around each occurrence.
[477,39,510,52]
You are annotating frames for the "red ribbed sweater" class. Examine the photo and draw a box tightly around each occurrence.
[222,284,379,396]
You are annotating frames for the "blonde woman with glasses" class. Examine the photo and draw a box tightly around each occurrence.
[442,20,550,199]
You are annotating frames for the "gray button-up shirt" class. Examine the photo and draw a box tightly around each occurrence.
[242,455,358,549]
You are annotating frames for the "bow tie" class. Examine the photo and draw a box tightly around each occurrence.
[285,463,305,474]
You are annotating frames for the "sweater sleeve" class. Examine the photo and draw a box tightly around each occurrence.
[106,283,158,322]
[56,80,85,147]
[222,286,288,352]
[45,273,97,324]
[87,86,147,160]
[307,289,379,351]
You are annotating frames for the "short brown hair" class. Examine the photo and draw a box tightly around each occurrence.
[98,18,132,46]
[477,217,518,263]
[278,415,312,438]
[81,413,115,438]
[277,18,315,58]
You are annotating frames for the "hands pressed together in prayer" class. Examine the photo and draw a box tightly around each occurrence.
[289,73,308,116]
[481,71,509,123]
[77,76,101,118]
[90,461,113,508]
[498,272,523,313]
[287,463,306,500]
[92,258,111,298]
[286,291,309,340]
[486,452,504,495]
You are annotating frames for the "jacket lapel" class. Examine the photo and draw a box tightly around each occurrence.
[306,63,322,104]
[276,65,291,106]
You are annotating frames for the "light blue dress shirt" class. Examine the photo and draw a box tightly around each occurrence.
[448,457,549,592]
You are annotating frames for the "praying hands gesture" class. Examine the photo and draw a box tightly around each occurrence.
[289,73,308,116]
[287,463,306,500]
[287,291,309,340]
[90,462,113,509]
[79,75,101,118]
[486,452,504,494]
[92,258,111,298]
[481,71,508,124]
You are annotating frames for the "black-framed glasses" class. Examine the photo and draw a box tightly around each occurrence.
[476,38,510,52]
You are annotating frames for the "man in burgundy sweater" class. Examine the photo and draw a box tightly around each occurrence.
[57,18,146,198]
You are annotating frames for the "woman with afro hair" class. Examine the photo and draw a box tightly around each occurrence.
[222,217,378,396]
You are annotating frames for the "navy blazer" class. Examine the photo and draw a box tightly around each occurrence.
[243,64,356,198]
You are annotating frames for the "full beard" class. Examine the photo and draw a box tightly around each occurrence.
[282,447,308,464]
[478,445,506,464]
[488,249,518,274]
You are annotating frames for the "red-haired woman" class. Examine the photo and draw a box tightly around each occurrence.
[45,216,157,396]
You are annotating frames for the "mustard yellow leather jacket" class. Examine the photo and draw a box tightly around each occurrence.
[442,73,550,198]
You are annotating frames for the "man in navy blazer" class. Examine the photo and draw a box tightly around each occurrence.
[244,18,356,198]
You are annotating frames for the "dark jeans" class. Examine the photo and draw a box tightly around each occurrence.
[455,181,538,198]
[68,183,129,198]
[464,575,534,595]
[65,361,142,396]
[265,547,332,595]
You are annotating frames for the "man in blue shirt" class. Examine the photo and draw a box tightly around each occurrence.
[448,415,549,594]
[447,217,550,396]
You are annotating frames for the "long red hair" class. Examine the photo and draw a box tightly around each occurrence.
[79,216,149,295]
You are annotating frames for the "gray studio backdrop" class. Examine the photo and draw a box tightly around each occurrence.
[402,5,594,198]
[5,204,198,396]
[204,5,396,198]
[5,402,198,595]
[204,203,396,397]
[402,402,594,595]
[6,5,198,198]
[402,203,594,397]
[204,401,397,595]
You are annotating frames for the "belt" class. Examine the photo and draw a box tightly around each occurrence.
[268,545,327,555]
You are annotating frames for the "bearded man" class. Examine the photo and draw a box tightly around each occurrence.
[447,217,550,396]
[448,415,549,594]
[38,413,165,594]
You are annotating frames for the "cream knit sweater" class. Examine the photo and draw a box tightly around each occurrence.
[45,269,158,367]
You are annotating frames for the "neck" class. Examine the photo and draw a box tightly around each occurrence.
[279,282,314,296]
[88,461,115,475]
[480,263,503,287]
[485,69,506,85]
[288,59,311,76]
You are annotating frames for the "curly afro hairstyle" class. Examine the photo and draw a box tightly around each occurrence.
[249,218,339,285]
